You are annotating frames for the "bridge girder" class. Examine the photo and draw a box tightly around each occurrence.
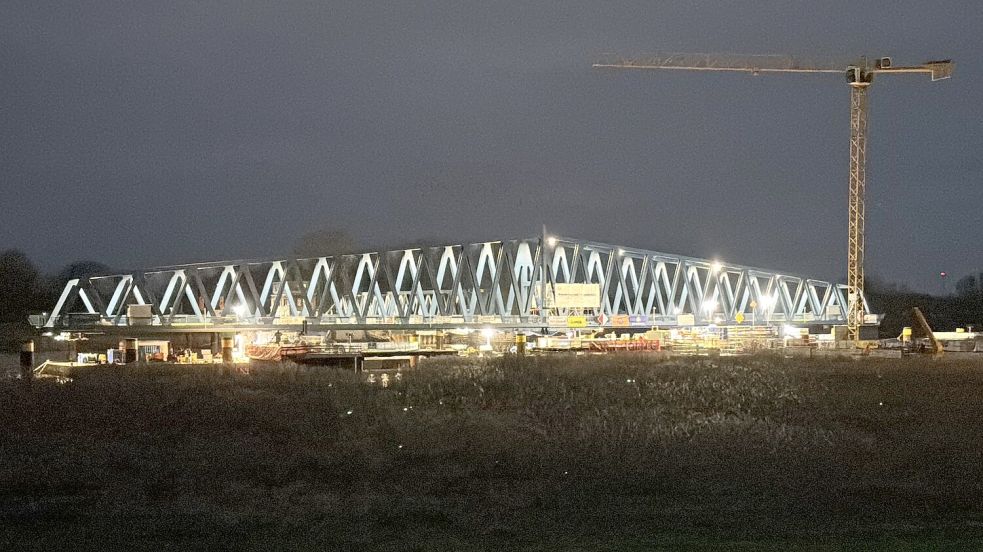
[41,236,860,333]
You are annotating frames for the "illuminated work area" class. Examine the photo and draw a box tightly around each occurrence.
[33,234,876,363]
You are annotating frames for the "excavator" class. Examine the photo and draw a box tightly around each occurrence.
[900,307,944,356]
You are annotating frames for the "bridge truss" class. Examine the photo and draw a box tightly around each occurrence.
[41,236,860,334]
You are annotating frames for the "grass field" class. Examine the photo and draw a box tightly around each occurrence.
[3,354,983,550]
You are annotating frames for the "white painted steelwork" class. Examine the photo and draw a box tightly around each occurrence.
[43,236,858,331]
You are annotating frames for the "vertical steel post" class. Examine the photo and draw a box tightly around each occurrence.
[540,225,549,326]
[847,80,869,342]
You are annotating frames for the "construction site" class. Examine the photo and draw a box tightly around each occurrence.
[26,229,979,375]
[18,52,974,375]
[28,233,865,367]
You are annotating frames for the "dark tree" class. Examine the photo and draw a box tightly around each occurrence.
[0,250,53,351]
[0,249,48,324]
[292,228,359,258]
[48,260,112,302]
[955,274,979,298]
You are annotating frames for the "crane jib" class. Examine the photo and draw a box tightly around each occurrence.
[593,53,953,81]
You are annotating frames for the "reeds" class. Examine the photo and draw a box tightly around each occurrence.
[3,354,982,549]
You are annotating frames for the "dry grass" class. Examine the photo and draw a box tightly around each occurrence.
[3,354,983,550]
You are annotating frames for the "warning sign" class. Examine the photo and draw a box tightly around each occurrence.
[566,315,588,328]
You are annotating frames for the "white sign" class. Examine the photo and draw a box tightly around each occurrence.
[547,316,568,327]
[549,283,602,309]
[677,313,696,326]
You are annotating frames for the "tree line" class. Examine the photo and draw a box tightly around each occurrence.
[858,274,983,338]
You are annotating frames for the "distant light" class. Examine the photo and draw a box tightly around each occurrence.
[234,304,248,317]
[940,272,947,277]
[782,325,799,338]
[702,300,716,314]
[711,261,722,273]
[546,236,557,247]
[481,327,496,339]
[617,248,625,255]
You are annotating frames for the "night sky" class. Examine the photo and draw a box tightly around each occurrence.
[2,2,979,291]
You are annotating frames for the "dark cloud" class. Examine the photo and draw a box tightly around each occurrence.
[2,1,980,290]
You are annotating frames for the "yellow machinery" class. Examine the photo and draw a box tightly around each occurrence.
[912,306,944,355]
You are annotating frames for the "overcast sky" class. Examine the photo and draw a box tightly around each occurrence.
[2,1,980,291]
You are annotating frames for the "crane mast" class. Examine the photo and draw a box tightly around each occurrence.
[594,53,952,342]
[847,76,870,339]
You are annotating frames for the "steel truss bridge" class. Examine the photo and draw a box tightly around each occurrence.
[41,236,861,335]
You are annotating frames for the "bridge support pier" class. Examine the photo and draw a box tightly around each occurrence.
[221,336,234,363]
[122,338,138,364]
[20,340,34,382]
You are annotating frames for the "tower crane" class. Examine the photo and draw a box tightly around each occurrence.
[593,53,953,341]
